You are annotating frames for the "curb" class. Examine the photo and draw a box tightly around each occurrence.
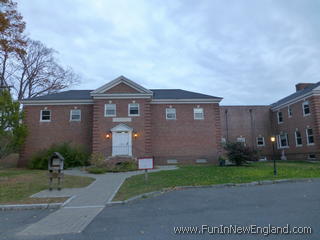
[108,178,318,205]
[0,196,75,211]
[0,202,62,211]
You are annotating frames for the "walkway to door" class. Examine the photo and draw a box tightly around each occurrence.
[19,166,177,236]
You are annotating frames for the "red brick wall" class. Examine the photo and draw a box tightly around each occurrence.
[272,97,319,160]
[19,104,93,167]
[220,106,273,159]
[91,99,151,158]
[151,103,221,164]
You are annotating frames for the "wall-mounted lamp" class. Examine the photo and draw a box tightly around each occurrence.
[133,132,138,139]
[105,132,112,139]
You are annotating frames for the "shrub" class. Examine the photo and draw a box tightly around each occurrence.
[89,152,105,167]
[112,161,137,172]
[29,143,89,169]
[87,167,108,174]
[223,142,257,166]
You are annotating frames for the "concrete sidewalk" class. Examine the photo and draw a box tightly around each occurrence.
[18,166,177,236]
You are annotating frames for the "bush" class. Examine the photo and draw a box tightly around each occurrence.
[86,160,138,174]
[29,143,89,169]
[223,142,257,166]
[89,152,105,167]
[87,167,108,174]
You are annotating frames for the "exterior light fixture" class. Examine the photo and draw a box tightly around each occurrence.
[133,132,138,139]
[105,133,111,139]
[270,136,277,176]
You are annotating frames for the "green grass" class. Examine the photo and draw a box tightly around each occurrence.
[0,169,95,204]
[114,161,320,201]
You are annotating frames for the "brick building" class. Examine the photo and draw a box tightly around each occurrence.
[19,77,320,166]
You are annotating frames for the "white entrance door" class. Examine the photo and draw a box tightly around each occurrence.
[112,131,131,156]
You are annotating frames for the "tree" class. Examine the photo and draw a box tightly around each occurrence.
[223,142,257,166]
[10,39,79,100]
[0,0,26,89]
[0,89,27,158]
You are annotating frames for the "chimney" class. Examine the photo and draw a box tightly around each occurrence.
[295,83,314,92]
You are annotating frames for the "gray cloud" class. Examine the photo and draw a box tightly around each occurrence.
[17,0,320,104]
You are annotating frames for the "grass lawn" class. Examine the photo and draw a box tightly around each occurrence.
[114,161,320,201]
[0,169,95,204]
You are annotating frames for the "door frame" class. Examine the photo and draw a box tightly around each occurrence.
[110,124,133,156]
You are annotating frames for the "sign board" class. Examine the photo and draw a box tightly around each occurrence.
[138,158,154,170]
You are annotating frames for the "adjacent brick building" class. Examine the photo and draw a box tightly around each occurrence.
[19,76,320,166]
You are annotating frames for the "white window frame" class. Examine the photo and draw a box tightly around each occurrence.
[105,104,116,117]
[237,137,246,143]
[306,128,315,145]
[40,110,51,122]
[288,106,292,118]
[256,136,265,147]
[166,108,176,120]
[70,109,81,121]
[303,101,310,116]
[128,103,140,116]
[194,108,204,120]
[277,111,283,124]
[295,131,302,147]
[277,133,289,149]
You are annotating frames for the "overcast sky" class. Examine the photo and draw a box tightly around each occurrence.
[17,0,320,105]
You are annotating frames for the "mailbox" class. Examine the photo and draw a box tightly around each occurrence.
[48,152,64,191]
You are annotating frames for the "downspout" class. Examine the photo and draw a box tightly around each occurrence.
[249,109,255,150]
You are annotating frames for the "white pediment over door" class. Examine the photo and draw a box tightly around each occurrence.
[110,123,133,132]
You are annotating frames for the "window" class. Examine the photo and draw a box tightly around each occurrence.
[70,109,81,121]
[295,131,302,146]
[194,108,204,120]
[256,137,265,146]
[308,154,316,160]
[128,103,139,116]
[303,101,310,116]
[166,108,176,120]
[105,104,116,117]
[306,128,314,145]
[277,133,288,148]
[288,107,292,117]
[40,110,51,122]
[237,137,246,143]
[277,112,283,123]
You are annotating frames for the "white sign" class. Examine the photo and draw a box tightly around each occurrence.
[138,158,153,170]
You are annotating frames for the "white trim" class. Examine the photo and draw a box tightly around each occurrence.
[288,106,292,118]
[193,108,204,120]
[295,130,302,147]
[271,87,320,111]
[166,108,176,120]
[306,128,315,145]
[105,104,116,117]
[277,133,289,149]
[151,98,221,104]
[40,109,51,122]
[302,101,311,117]
[128,103,140,117]
[70,109,81,122]
[91,76,152,94]
[111,123,133,156]
[21,100,94,106]
[256,136,265,147]
[92,93,152,99]
[277,111,283,124]
[295,130,303,147]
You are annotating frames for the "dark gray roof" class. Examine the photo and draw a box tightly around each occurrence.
[271,82,320,108]
[27,90,93,100]
[26,89,222,101]
[150,89,221,99]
